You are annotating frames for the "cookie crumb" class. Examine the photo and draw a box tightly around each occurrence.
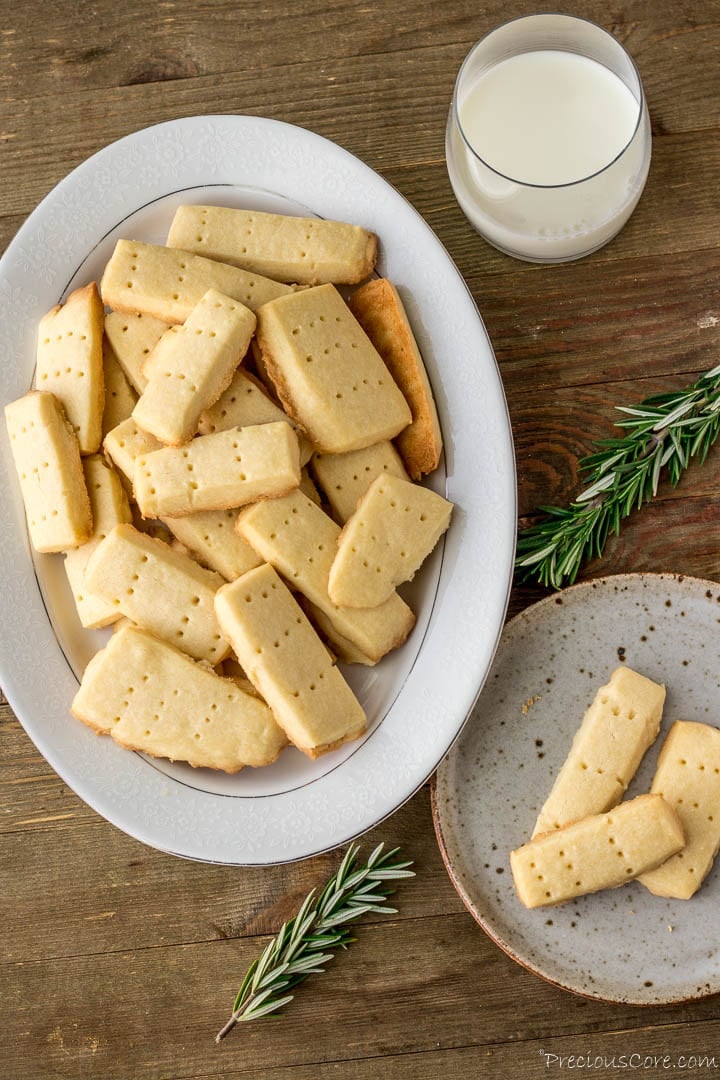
[521,694,541,714]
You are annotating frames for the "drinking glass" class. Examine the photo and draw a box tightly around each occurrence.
[445,14,652,262]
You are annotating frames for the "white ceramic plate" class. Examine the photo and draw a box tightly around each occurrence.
[433,573,720,1004]
[0,116,515,864]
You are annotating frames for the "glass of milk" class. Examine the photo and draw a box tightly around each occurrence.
[446,14,652,262]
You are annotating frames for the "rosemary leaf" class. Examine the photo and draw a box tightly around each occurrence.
[515,363,720,590]
[243,995,295,1022]
[216,842,414,1042]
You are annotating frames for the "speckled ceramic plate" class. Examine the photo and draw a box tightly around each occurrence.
[0,116,516,865]
[433,573,720,1004]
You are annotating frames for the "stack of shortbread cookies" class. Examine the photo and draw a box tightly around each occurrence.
[511,667,720,904]
[5,207,453,771]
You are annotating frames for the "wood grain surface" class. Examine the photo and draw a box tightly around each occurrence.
[2,2,719,1077]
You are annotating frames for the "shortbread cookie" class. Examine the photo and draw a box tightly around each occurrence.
[298,467,322,506]
[83,523,230,664]
[104,310,169,393]
[103,417,164,495]
[236,488,415,663]
[133,421,301,518]
[256,284,412,453]
[102,336,138,435]
[161,509,262,581]
[100,239,292,324]
[533,667,666,837]
[132,289,256,445]
[170,538,193,560]
[140,290,253,382]
[131,514,174,545]
[348,278,442,478]
[328,474,453,608]
[35,282,105,454]
[197,367,281,435]
[5,391,92,552]
[196,367,313,464]
[311,441,409,523]
[511,794,685,908]
[639,721,720,899]
[221,655,265,699]
[215,564,366,758]
[72,624,286,771]
[248,336,281,402]
[167,205,377,285]
[300,599,378,666]
[63,455,133,628]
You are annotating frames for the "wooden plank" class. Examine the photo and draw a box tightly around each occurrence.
[384,130,720,275]
[2,1,720,1076]
[0,0,468,98]
[4,913,720,1079]
[0,45,452,217]
[476,247,720,397]
[0,755,465,960]
[192,1020,720,1078]
[511,492,720,620]
[2,22,720,219]
[0,212,26,256]
[2,149,719,412]
[511,374,720,514]
[0,710,87,833]
[1,0,717,113]
[584,493,720,578]
[5,128,719,269]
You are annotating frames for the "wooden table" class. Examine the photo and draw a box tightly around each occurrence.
[2,2,719,1077]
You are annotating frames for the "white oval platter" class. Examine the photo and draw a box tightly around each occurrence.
[0,116,516,864]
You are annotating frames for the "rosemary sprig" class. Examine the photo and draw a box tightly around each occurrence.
[215,842,414,1041]
[515,362,720,590]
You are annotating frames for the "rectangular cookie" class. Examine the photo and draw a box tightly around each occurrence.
[348,278,443,479]
[511,793,685,908]
[63,455,133,628]
[71,624,286,771]
[104,310,170,394]
[299,599,378,666]
[298,466,322,506]
[221,655,265,700]
[196,367,313,464]
[214,563,366,758]
[167,205,377,285]
[103,417,164,496]
[133,421,301,518]
[160,509,262,582]
[100,239,293,324]
[236,488,415,663]
[533,667,666,837]
[83,522,230,664]
[311,441,409,523]
[35,282,105,454]
[255,283,412,453]
[327,474,453,608]
[639,721,720,899]
[102,336,138,435]
[132,289,256,445]
[4,391,92,552]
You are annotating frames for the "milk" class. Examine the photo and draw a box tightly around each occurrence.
[459,51,639,186]
[446,48,651,261]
